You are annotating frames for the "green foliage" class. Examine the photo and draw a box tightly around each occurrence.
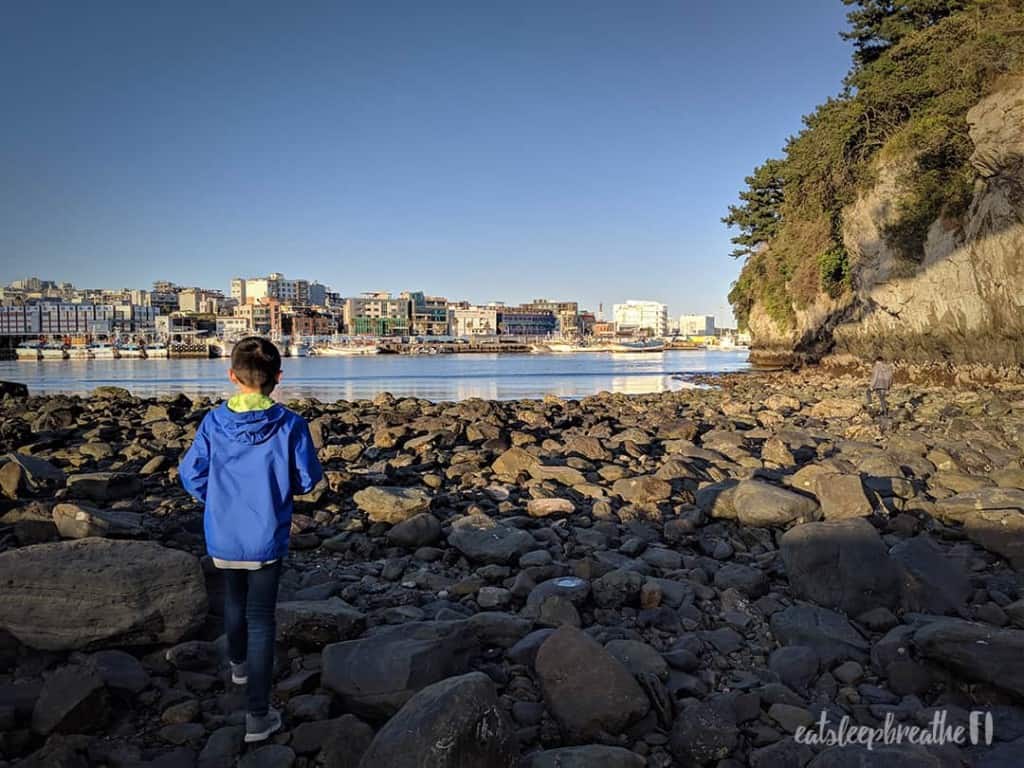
[722,159,786,258]
[725,0,1024,332]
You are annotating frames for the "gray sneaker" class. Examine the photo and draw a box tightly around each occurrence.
[245,707,282,743]
[230,661,248,685]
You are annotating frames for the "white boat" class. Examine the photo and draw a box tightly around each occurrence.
[605,340,667,353]
[118,343,144,358]
[39,343,68,360]
[66,345,93,360]
[89,343,117,359]
[144,342,168,359]
[16,342,41,361]
[287,342,311,357]
[311,344,380,356]
[208,339,235,359]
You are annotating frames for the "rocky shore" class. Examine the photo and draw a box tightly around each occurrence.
[1,369,1023,767]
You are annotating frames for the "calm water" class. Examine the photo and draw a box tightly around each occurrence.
[0,350,749,401]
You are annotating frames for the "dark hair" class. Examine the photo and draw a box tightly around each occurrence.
[875,356,884,362]
[231,336,281,392]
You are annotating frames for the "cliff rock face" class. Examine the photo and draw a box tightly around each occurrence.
[749,80,1024,366]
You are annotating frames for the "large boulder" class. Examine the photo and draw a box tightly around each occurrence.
[780,518,900,616]
[535,625,649,742]
[357,672,518,768]
[448,513,535,565]
[890,535,971,614]
[52,503,143,540]
[491,447,540,476]
[613,476,673,504]
[770,605,870,665]
[934,487,1024,567]
[353,486,432,524]
[733,480,819,527]
[386,513,442,547]
[0,453,65,499]
[934,487,1024,524]
[322,621,479,719]
[913,619,1024,699]
[0,538,207,651]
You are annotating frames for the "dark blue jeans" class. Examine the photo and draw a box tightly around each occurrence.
[223,561,282,716]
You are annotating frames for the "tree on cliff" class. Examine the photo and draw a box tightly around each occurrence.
[724,0,1024,332]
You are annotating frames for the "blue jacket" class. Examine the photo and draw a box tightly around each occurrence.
[179,403,323,562]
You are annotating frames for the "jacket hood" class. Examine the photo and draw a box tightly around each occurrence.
[209,402,289,445]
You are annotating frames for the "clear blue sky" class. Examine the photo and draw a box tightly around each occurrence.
[1,1,852,324]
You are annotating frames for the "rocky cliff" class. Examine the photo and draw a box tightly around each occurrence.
[748,80,1024,367]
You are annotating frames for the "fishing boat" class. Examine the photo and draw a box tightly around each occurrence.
[15,342,42,361]
[604,340,667,353]
[287,340,311,357]
[65,345,93,360]
[89,343,117,359]
[39,343,68,360]
[311,343,380,356]
[118,343,144,359]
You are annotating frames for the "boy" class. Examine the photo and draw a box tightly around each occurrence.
[866,355,894,416]
[179,336,323,742]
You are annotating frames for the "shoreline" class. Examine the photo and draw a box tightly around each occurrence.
[1,373,1022,765]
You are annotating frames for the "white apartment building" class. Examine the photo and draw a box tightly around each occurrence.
[679,314,716,337]
[238,273,311,306]
[612,300,669,336]
[452,306,499,337]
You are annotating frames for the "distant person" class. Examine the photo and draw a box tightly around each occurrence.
[866,356,894,415]
[179,336,322,743]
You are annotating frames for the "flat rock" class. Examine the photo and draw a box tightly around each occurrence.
[733,480,819,527]
[0,538,207,651]
[1,453,66,499]
[770,605,869,665]
[448,513,535,564]
[32,665,109,735]
[913,618,1024,699]
[891,535,971,614]
[526,497,575,517]
[780,518,900,616]
[65,472,142,502]
[52,503,143,539]
[322,620,478,719]
[276,598,366,650]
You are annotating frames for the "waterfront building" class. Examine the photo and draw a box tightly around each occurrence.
[234,298,283,336]
[592,321,615,339]
[238,273,315,307]
[150,281,181,315]
[452,306,499,337]
[522,298,580,337]
[216,316,250,337]
[613,300,669,337]
[230,278,246,305]
[308,282,328,308]
[288,308,338,337]
[178,288,224,314]
[343,292,409,336]
[679,314,716,337]
[401,291,452,336]
[497,305,558,337]
[0,301,156,338]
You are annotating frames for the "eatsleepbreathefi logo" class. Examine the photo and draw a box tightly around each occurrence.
[794,710,994,750]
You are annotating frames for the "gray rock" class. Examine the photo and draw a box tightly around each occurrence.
[0,538,207,651]
[32,665,109,735]
[535,625,650,741]
[276,598,365,650]
[770,605,870,665]
[239,744,296,768]
[780,518,900,616]
[198,725,244,768]
[386,512,442,547]
[714,562,768,597]
[769,645,819,692]
[605,639,669,679]
[670,699,738,764]
[293,714,373,763]
[0,453,65,499]
[613,475,673,504]
[913,618,1024,698]
[448,513,535,565]
[807,744,961,767]
[357,672,517,768]
[592,569,643,608]
[88,649,150,694]
[322,621,478,719]
[891,535,971,614]
[733,480,819,527]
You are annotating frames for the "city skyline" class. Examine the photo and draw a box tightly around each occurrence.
[1,1,853,325]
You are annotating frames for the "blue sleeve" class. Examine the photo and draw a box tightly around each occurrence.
[179,415,211,503]
[291,418,324,495]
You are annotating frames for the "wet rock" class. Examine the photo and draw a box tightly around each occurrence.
[0,538,207,651]
[357,672,517,768]
[52,502,143,539]
[353,486,432,524]
[733,480,819,527]
[535,625,650,742]
[322,620,479,719]
[780,518,900,616]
